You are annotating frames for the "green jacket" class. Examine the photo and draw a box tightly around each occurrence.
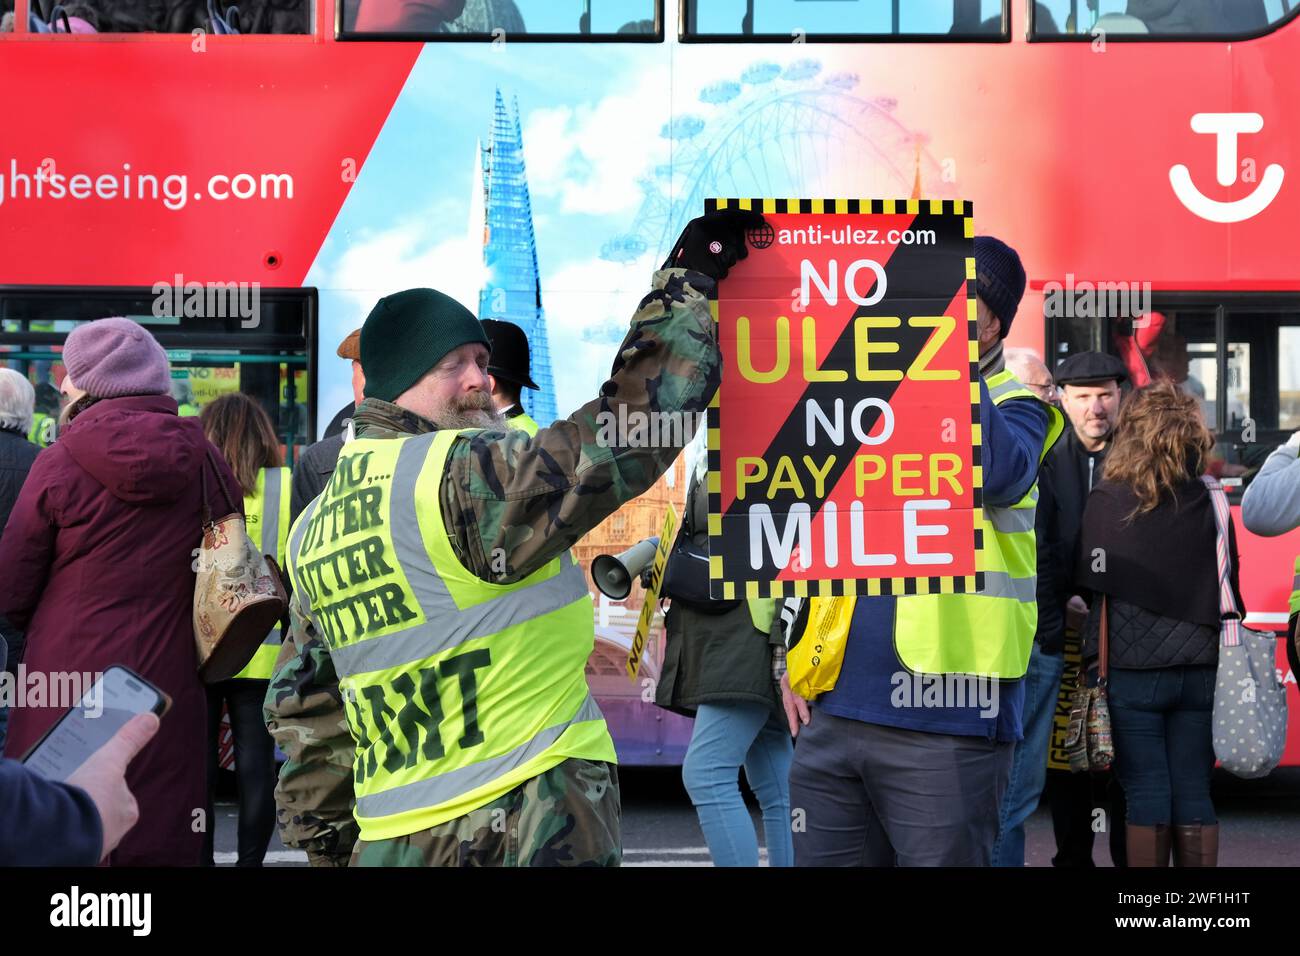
[657,604,783,719]
[655,468,782,718]
[265,268,721,865]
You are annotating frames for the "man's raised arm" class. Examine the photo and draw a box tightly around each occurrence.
[442,209,766,584]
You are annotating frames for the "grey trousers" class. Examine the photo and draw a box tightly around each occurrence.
[789,711,1014,866]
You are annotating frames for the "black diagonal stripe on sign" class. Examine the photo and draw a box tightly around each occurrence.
[722,212,970,583]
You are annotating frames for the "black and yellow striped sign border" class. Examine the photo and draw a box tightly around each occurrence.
[707,573,989,601]
[702,197,984,601]
[706,197,972,218]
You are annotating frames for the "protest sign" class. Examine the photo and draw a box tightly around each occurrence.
[706,198,982,599]
[626,505,677,681]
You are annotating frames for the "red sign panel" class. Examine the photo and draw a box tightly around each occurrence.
[707,198,982,600]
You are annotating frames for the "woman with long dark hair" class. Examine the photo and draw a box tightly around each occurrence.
[1076,381,1237,867]
[199,392,290,867]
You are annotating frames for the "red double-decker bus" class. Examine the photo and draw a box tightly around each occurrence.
[2,0,1299,763]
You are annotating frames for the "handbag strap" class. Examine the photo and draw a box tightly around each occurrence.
[1099,593,1109,681]
[201,449,240,528]
[199,451,212,528]
[1201,474,1243,647]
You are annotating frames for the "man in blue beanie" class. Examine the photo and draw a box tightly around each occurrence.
[785,234,1065,867]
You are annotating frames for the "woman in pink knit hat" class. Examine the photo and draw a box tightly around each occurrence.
[0,317,243,866]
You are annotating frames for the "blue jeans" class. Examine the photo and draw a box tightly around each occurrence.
[991,643,1065,867]
[1108,665,1216,826]
[681,701,793,867]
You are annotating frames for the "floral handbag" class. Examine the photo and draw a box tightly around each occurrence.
[192,451,288,683]
[1064,595,1114,773]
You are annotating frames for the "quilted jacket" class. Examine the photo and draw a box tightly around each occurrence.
[1083,596,1218,670]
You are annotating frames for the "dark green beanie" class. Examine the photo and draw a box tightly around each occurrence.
[360,288,491,403]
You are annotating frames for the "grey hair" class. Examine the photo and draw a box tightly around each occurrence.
[1004,347,1051,383]
[0,368,35,435]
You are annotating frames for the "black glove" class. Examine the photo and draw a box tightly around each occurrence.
[663,208,769,281]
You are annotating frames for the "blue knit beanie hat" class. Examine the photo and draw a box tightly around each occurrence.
[974,235,1026,339]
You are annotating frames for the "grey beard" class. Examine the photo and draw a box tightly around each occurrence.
[434,402,503,431]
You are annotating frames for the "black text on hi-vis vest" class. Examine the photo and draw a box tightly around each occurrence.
[293,449,494,782]
[285,431,611,828]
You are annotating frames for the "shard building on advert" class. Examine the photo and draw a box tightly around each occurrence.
[473,89,556,426]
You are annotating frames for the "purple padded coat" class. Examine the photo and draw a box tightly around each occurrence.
[0,394,243,866]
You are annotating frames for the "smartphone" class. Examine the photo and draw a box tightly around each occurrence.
[21,665,170,782]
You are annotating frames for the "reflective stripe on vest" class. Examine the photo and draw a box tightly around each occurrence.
[507,412,539,436]
[285,428,614,841]
[233,467,291,681]
[359,695,606,821]
[892,369,1065,679]
[986,375,1024,402]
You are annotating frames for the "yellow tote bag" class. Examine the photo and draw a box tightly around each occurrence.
[785,596,857,701]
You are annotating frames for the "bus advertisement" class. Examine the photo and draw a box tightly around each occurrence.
[2,0,1300,765]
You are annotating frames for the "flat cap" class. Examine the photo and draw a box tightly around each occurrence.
[1055,350,1129,387]
[336,328,362,361]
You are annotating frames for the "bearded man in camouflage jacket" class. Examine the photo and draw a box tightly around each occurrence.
[265,209,764,867]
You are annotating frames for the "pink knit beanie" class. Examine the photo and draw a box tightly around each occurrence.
[63,318,172,399]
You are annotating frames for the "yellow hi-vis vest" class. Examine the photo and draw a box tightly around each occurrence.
[233,466,291,680]
[285,428,614,841]
[1288,556,1300,617]
[892,369,1065,679]
[27,412,55,448]
[748,598,776,636]
[507,411,539,436]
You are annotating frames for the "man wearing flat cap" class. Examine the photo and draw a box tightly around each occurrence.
[266,207,767,867]
[993,350,1128,867]
[480,318,542,435]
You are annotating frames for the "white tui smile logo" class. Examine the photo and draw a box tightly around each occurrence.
[1169,112,1284,223]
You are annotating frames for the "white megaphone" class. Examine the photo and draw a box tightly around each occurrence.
[591,536,660,600]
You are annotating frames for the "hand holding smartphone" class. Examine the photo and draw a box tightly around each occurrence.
[22,665,169,782]
[20,665,168,861]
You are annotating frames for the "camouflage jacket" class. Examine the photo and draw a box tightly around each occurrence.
[265,268,719,865]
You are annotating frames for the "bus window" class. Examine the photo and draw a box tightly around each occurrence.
[1048,298,1300,495]
[57,0,311,34]
[1274,322,1300,430]
[0,288,315,461]
[1219,310,1300,479]
[1143,310,1218,423]
[1033,0,1293,38]
[682,0,1007,39]
[340,0,661,39]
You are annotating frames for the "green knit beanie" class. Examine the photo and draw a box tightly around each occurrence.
[360,288,491,403]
